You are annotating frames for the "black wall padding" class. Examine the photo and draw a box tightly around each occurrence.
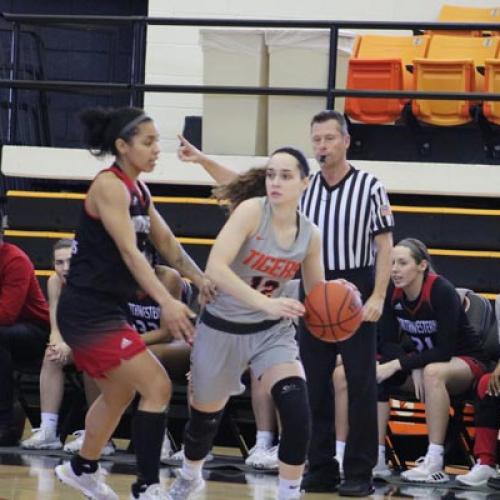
[5,234,500,294]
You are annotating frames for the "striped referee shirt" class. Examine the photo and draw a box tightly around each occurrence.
[300,166,394,272]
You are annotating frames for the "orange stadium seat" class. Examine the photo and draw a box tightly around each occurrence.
[345,35,430,124]
[483,58,500,125]
[431,4,500,37]
[412,35,500,126]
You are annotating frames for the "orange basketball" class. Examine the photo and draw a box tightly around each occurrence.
[304,279,363,343]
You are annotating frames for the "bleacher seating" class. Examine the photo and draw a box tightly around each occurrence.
[411,35,500,126]
[431,4,500,37]
[345,35,430,124]
[484,58,500,125]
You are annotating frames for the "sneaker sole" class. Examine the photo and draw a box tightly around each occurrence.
[373,470,392,478]
[22,443,63,450]
[55,465,96,499]
[456,477,491,487]
[401,475,449,484]
[246,460,279,470]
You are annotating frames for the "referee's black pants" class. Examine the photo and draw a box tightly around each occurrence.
[298,269,378,482]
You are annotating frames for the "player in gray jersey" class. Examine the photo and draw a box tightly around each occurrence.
[168,147,324,500]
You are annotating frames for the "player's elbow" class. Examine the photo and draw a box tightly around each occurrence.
[205,259,224,286]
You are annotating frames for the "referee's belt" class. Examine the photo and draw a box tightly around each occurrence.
[200,309,281,334]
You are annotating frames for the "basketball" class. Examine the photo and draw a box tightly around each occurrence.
[304,279,363,342]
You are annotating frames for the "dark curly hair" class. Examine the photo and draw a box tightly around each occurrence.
[79,106,152,158]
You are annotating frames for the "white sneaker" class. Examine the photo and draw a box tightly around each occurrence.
[130,483,172,499]
[278,490,302,500]
[372,456,391,479]
[168,472,205,500]
[401,455,449,483]
[21,427,62,450]
[160,432,173,461]
[64,430,116,456]
[167,447,213,463]
[456,461,497,487]
[245,445,279,470]
[55,461,118,500]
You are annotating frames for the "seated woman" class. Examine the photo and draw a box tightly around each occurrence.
[377,238,491,482]
[456,356,499,487]
[334,238,489,483]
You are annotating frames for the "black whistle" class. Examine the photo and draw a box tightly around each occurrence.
[319,155,326,164]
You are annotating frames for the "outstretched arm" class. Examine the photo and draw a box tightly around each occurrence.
[148,204,216,305]
[177,134,238,185]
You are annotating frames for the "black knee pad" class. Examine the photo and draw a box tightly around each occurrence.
[271,376,311,466]
[183,407,223,461]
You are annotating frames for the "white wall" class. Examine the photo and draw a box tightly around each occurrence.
[145,0,500,153]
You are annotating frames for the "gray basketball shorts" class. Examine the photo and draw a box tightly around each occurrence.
[190,319,300,405]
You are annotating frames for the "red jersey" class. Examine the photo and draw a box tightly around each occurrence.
[0,242,50,327]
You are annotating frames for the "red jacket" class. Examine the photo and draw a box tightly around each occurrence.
[0,242,49,327]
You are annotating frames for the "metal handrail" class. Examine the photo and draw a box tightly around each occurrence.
[1,12,500,146]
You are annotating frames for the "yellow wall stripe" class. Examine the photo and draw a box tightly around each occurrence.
[5,229,215,245]
[6,191,498,215]
[429,248,500,259]
[6,190,224,205]
[391,205,500,216]
[5,230,75,239]
[6,230,500,256]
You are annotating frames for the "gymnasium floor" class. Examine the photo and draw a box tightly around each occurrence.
[0,444,499,500]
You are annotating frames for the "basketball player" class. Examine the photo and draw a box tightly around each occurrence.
[178,110,394,496]
[339,238,488,483]
[168,147,324,500]
[21,239,75,451]
[54,107,215,500]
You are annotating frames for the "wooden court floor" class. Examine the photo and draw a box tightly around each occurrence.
[0,451,496,500]
[0,429,496,500]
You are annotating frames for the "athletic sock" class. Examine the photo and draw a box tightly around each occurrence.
[427,443,444,462]
[278,477,301,499]
[131,410,165,495]
[256,430,274,449]
[70,454,98,476]
[181,458,203,481]
[336,440,346,459]
[41,412,58,435]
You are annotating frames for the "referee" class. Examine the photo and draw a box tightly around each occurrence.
[177,109,393,497]
[299,110,393,497]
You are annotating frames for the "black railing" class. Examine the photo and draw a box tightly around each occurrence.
[1,12,500,145]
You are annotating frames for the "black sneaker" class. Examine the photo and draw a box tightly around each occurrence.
[301,463,340,493]
[338,478,375,497]
[488,475,500,491]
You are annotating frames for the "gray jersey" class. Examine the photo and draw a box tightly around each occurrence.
[206,196,315,323]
